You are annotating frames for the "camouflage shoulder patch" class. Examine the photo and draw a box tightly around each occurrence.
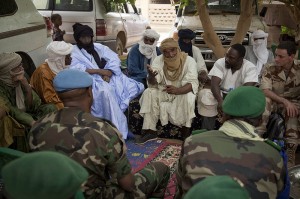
[264,139,281,151]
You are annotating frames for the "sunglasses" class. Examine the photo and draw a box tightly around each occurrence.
[144,36,155,43]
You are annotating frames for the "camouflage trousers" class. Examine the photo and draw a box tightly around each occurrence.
[256,97,300,167]
[96,162,170,199]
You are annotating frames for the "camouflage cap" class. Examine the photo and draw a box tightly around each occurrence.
[53,69,93,92]
[2,151,88,199]
[184,176,250,199]
[222,86,266,118]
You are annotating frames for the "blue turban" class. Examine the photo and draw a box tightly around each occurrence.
[53,69,93,92]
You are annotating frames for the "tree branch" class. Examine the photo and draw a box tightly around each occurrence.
[196,0,225,59]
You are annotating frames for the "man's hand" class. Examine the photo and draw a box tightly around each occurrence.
[217,101,223,115]
[102,75,110,83]
[163,85,178,95]
[11,70,26,85]
[147,64,158,77]
[283,99,299,118]
[198,71,208,84]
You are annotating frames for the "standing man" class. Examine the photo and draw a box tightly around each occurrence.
[178,28,207,74]
[29,69,170,199]
[127,29,161,87]
[30,41,73,110]
[244,29,274,79]
[260,41,300,167]
[209,43,258,115]
[70,23,144,139]
[138,38,199,143]
[175,86,286,199]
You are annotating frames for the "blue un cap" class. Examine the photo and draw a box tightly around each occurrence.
[53,69,93,92]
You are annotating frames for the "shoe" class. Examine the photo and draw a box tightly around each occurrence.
[135,133,158,144]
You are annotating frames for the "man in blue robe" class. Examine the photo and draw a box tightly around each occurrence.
[70,23,144,139]
[127,29,161,87]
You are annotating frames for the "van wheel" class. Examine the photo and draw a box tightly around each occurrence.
[116,37,124,56]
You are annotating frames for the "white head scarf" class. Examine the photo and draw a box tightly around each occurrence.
[138,29,160,64]
[252,30,269,76]
[46,41,73,74]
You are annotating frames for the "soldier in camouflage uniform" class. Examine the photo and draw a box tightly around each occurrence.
[29,69,170,199]
[175,86,286,199]
[260,41,300,167]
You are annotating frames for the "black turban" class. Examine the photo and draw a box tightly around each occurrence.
[73,23,94,42]
[178,29,196,40]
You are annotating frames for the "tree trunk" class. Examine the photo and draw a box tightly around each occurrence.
[196,0,225,59]
[231,0,254,45]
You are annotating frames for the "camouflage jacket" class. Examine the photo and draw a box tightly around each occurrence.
[175,120,285,199]
[260,62,300,102]
[29,107,131,198]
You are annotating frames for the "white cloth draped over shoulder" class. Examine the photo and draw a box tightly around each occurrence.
[70,43,145,139]
[139,56,199,130]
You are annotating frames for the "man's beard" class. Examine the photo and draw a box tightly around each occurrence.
[77,41,95,54]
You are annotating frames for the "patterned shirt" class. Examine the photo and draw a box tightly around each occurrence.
[175,119,285,199]
[29,107,132,198]
[260,62,300,102]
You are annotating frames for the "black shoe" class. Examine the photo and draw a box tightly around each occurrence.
[135,134,158,144]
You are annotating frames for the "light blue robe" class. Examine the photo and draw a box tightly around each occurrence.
[70,43,144,139]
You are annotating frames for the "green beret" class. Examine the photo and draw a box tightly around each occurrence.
[2,151,88,199]
[222,86,266,118]
[184,176,250,199]
[53,69,93,92]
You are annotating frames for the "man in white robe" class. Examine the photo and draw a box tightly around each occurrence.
[70,23,144,139]
[244,29,274,80]
[137,38,199,143]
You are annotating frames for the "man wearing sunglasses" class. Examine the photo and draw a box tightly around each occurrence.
[244,29,274,81]
[127,28,161,88]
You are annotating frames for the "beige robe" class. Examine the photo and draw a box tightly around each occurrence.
[139,56,199,130]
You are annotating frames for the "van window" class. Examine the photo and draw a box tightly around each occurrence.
[55,0,92,11]
[32,0,92,11]
[182,0,254,16]
[0,0,17,16]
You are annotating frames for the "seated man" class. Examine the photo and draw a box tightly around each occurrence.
[2,150,88,199]
[244,29,274,79]
[29,69,170,199]
[30,41,73,110]
[175,86,286,199]
[260,41,300,167]
[0,52,56,128]
[70,23,144,139]
[127,29,161,87]
[138,38,199,143]
[210,43,258,114]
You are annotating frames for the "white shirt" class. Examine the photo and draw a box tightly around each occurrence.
[208,58,258,93]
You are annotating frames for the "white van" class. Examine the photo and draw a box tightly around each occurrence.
[32,0,149,55]
[174,0,267,68]
[0,0,52,76]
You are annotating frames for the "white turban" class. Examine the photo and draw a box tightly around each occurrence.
[46,41,73,74]
[252,30,268,77]
[143,29,160,41]
[139,29,160,63]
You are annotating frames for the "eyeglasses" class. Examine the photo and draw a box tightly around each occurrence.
[253,37,265,41]
[144,36,155,44]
